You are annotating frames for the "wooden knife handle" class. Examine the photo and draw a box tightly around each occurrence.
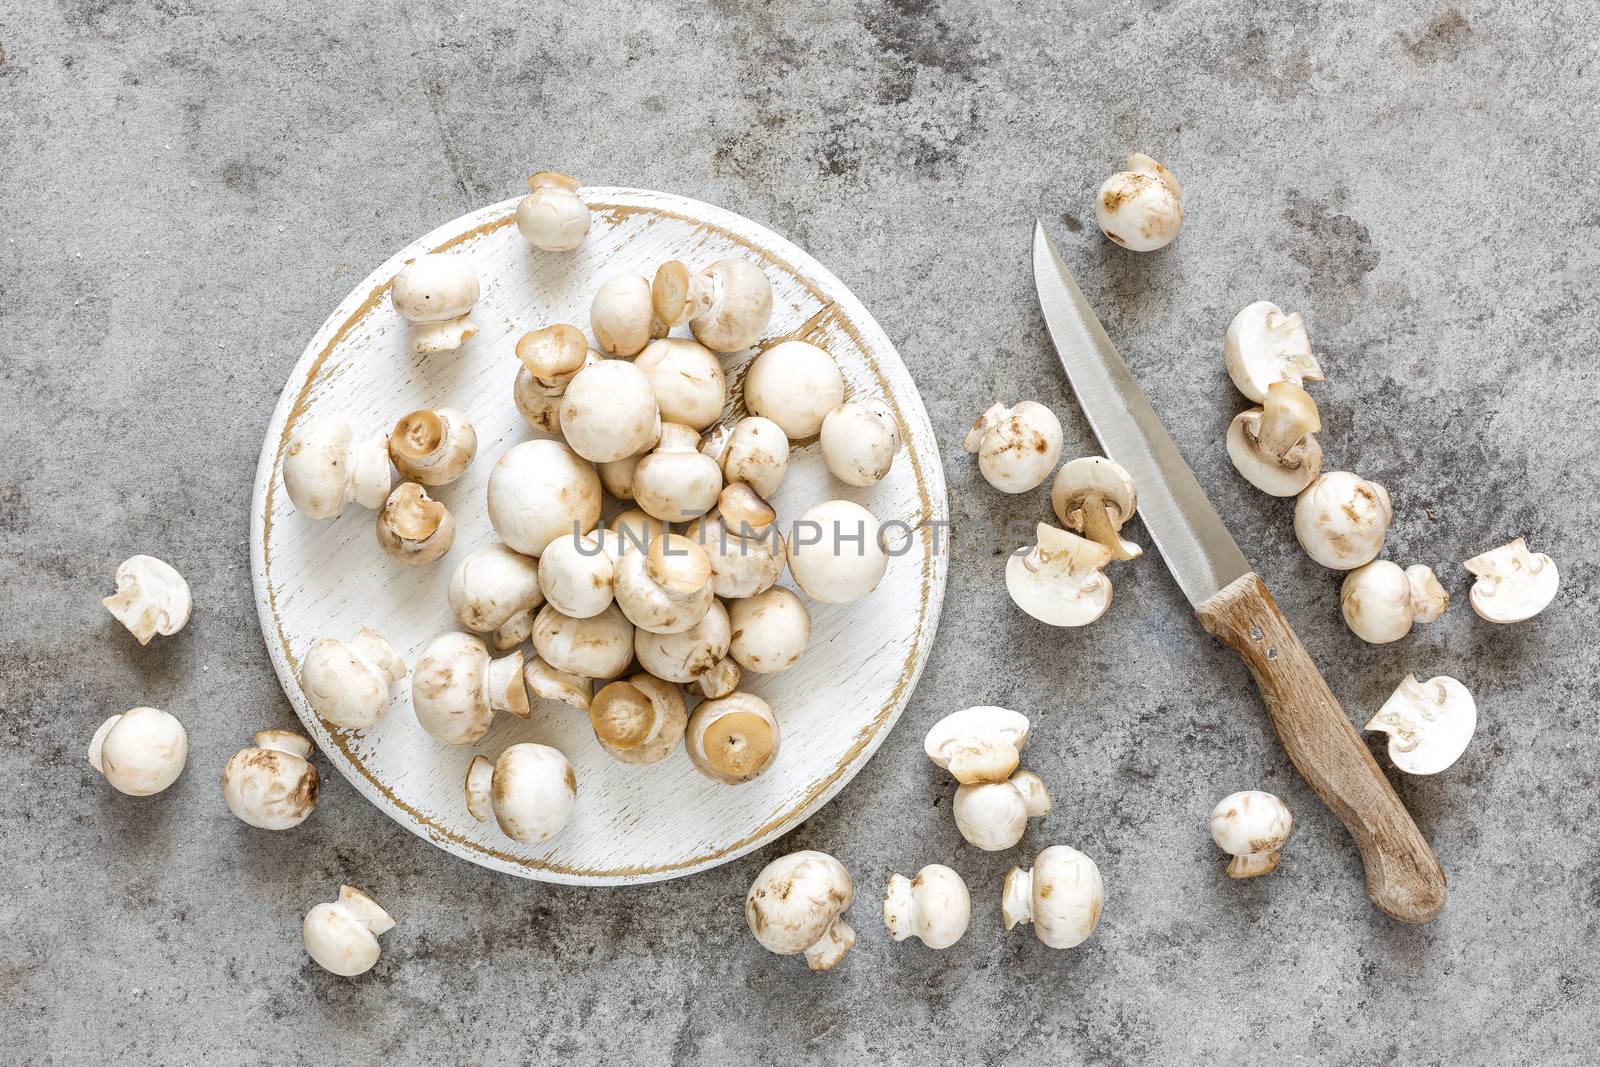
[1195,572,1447,923]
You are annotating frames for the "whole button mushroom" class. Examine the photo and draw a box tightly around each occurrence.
[1463,538,1559,623]
[390,252,480,352]
[954,769,1051,851]
[1051,456,1141,560]
[1006,523,1113,627]
[299,628,406,730]
[464,743,577,843]
[376,483,455,565]
[820,399,902,487]
[587,673,688,764]
[686,692,780,785]
[1365,674,1477,775]
[687,483,787,599]
[1003,846,1105,949]
[743,340,846,439]
[635,599,731,685]
[282,417,393,520]
[559,358,661,463]
[590,274,664,357]
[538,531,615,619]
[220,729,321,830]
[1225,301,1323,403]
[632,424,724,523]
[447,544,545,635]
[1094,152,1183,252]
[103,555,191,645]
[1209,790,1293,877]
[1226,383,1323,497]
[635,339,726,431]
[883,865,970,950]
[516,171,590,252]
[964,401,1063,493]
[410,632,530,745]
[387,408,477,487]
[727,587,811,675]
[614,534,716,634]
[924,706,1031,785]
[1340,561,1448,644]
[1294,471,1393,570]
[652,258,774,353]
[745,850,855,971]
[708,416,789,498]
[531,602,636,682]
[486,439,602,557]
[87,707,187,796]
[302,885,394,978]
[786,499,888,604]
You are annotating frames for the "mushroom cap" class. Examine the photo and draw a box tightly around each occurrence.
[220,731,321,830]
[727,586,811,674]
[686,692,780,784]
[820,399,901,487]
[447,543,545,633]
[786,499,888,604]
[1225,402,1323,497]
[964,401,1063,494]
[613,535,715,634]
[410,632,525,745]
[687,502,786,601]
[87,707,187,796]
[1463,538,1559,623]
[537,531,616,619]
[597,509,669,562]
[1366,674,1477,775]
[1209,790,1294,858]
[924,706,1030,784]
[1094,153,1183,252]
[632,430,724,523]
[1340,560,1417,644]
[102,554,192,645]
[516,323,589,380]
[883,865,970,949]
[282,417,392,519]
[635,599,732,684]
[302,885,393,977]
[590,274,659,358]
[1407,565,1450,624]
[1224,301,1323,403]
[376,482,454,565]
[589,673,688,764]
[516,174,590,251]
[390,253,480,323]
[559,358,661,463]
[636,339,727,431]
[746,850,853,956]
[598,453,641,500]
[953,778,1037,851]
[715,416,790,498]
[388,408,477,486]
[531,602,635,679]
[299,629,406,729]
[743,340,845,439]
[685,258,773,352]
[1293,471,1392,570]
[1006,524,1114,627]
[486,439,602,556]
[1002,845,1105,949]
[485,743,577,843]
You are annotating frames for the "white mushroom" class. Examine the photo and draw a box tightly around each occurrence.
[523,656,593,711]
[883,865,970,950]
[786,499,888,604]
[302,886,394,977]
[516,323,591,393]
[728,587,810,675]
[464,743,577,842]
[598,452,642,501]
[103,555,191,645]
[923,705,1031,785]
[598,509,669,560]
[1050,456,1141,560]
[743,340,845,439]
[652,258,773,352]
[1208,790,1293,878]
[686,691,780,784]
[491,609,533,652]
[686,483,787,599]
[486,439,602,557]
[1094,152,1183,252]
[1463,538,1560,623]
[954,770,1051,851]
[614,533,715,634]
[632,423,723,523]
[964,401,1063,494]
[531,603,635,681]
[410,632,529,745]
[376,483,454,565]
[1225,383,1323,497]
[1340,561,1449,644]
[635,599,731,684]
[281,417,392,520]
[390,253,479,352]
[220,729,320,830]
[1225,301,1323,403]
[537,531,615,619]
[1006,523,1114,627]
[298,629,406,730]
[447,544,545,634]
[745,850,854,970]
[636,338,726,431]
[587,673,688,764]
[515,171,589,251]
[1293,471,1393,570]
[590,274,664,357]
[559,358,661,463]
[87,707,187,796]
[1366,674,1477,775]
[1002,846,1105,948]
[709,416,789,498]
[820,399,901,487]
[388,408,476,486]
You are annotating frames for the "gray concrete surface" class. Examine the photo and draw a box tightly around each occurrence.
[3,1,1597,1063]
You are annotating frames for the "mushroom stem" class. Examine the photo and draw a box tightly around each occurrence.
[86,714,120,773]
[1252,383,1321,463]
[254,729,313,759]
[1225,851,1281,879]
[1075,492,1138,561]
[411,314,475,353]
[464,755,495,822]
[801,918,856,972]
[1000,867,1034,930]
[484,652,531,719]
[1263,308,1320,378]
[336,885,395,935]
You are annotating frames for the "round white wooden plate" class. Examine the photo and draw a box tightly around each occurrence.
[250,188,948,884]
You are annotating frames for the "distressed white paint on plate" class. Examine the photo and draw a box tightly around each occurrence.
[249,189,948,884]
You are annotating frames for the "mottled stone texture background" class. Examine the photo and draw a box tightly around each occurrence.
[2,1,1596,1063]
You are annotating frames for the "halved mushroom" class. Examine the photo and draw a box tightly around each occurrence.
[821,399,901,487]
[87,707,187,796]
[685,483,787,599]
[588,673,688,764]
[220,729,320,830]
[746,850,854,970]
[1294,472,1392,571]
[652,258,773,353]
[964,401,1063,494]
[486,440,601,557]
[1225,301,1323,403]
[388,408,476,486]
[1002,845,1105,949]
[303,885,394,977]
[410,632,528,745]
[1225,383,1323,497]
[636,338,726,431]
[728,586,810,674]
[103,555,191,645]
[1006,523,1114,627]
[954,770,1050,851]
[883,865,970,950]
[465,743,577,842]
[1463,538,1559,623]
[1094,152,1183,252]
[1366,674,1477,775]
[1208,790,1293,877]
[743,340,845,439]
[686,692,779,784]
[299,629,407,730]
[531,602,635,682]
[523,656,593,711]
[447,544,545,634]
[537,531,614,619]
[516,171,589,252]
[924,706,1031,785]
[376,483,454,565]
[282,417,392,520]
[1340,561,1448,644]
[786,499,887,604]
[390,252,480,352]
[614,534,715,634]
[1050,456,1141,560]
[591,274,665,357]
[708,416,789,498]
[635,599,731,685]
[632,423,723,523]
[559,358,661,464]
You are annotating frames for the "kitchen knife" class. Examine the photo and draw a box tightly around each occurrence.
[1032,221,1446,923]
